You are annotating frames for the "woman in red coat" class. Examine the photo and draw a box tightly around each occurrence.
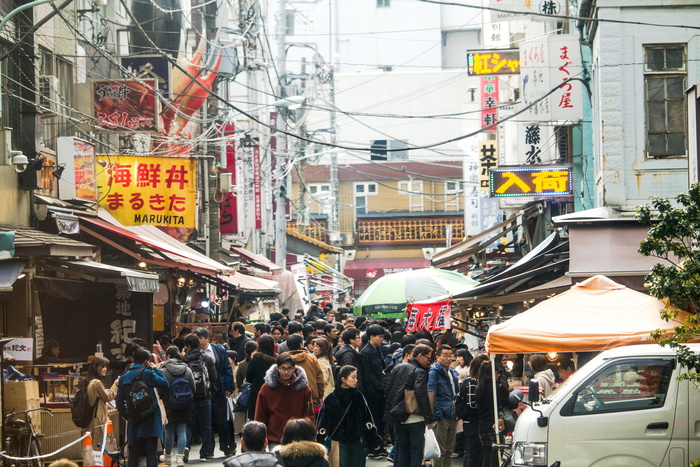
[254,353,315,447]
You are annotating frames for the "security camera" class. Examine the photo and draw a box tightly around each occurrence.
[9,151,28,173]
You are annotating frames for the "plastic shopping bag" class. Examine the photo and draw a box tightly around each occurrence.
[423,426,441,460]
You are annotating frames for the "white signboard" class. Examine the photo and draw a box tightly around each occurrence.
[290,263,310,313]
[3,338,34,361]
[489,0,563,21]
[520,34,582,122]
[517,123,557,164]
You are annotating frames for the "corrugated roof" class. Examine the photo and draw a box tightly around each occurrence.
[286,228,343,253]
[0,226,95,257]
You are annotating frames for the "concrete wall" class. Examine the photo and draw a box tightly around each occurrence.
[0,166,32,226]
[591,3,700,209]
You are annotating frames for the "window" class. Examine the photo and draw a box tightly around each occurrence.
[564,359,674,416]
[445,181,462,210]
[644,45,686,158]
[370,139,408,160]
[398,180,424,211]
[354,182,377,215]
[377,0,390,6]
[309,183,330,195]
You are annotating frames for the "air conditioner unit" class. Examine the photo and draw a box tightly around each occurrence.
[38,75,59,116]
[339,234,354,246]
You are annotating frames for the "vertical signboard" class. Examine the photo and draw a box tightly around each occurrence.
[518,123,556,164]
[57,137,98,202]
[290,263,310,312]
[481,77,499,131]
[253,146,262,229]
[478,140,499,191]
[243,148,255,231]
[520,34,582,122]
[220,123,238,234]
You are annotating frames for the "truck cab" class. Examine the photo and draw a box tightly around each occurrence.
[511,344,700,467]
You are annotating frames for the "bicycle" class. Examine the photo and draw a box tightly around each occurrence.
[2,407,52,467]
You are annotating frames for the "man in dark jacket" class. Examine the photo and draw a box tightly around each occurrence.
[360,324,388,458]
[223,421,281,467]
[227,322,251,363]
[195,327,234,456]
[116,348,169,467]
[336,328,363,384]
[385,344,435,467]
[428,345,460,467]
[183,334,217,461]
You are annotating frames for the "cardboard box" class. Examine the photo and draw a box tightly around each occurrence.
[3,380,41,432]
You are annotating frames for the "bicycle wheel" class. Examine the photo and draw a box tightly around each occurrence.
[4,435,21,467]
[26,437,41,467]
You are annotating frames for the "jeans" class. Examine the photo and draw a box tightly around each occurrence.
[462,421,481,467]
[164,421,187,456]
[479,432,498,467]
[432,419,458,467]
[127,437,158,467]
[188,399,213,458]
[395,422,425,467]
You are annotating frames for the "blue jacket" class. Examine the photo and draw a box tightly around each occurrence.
[115,364,169,444]
[427,361,459,421]
[210,343,234,397]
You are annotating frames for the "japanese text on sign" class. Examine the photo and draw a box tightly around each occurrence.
[478,140,499,191]
[405,300,452,332]
[468,50,520,76]
[98,156,197,227]
[93,79,159,132]
[109,284,137,362]
[481,76,499,130]
[490,166,573,197]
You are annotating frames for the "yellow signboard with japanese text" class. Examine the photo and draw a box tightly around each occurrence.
[97,156,197,227]
[467,50,521,76]
[490,166,573,197]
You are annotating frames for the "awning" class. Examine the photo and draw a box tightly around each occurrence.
[46,259,160,293]
[79,211,234,276]
[0,226,95,257]
[343,258,429,280]
[230,246,281,272]
[0,260,25,293]
[452,274,571,306]
[286,228,343,253]
[194,271,280,296]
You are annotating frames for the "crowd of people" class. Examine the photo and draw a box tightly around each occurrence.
[71,303,573,467]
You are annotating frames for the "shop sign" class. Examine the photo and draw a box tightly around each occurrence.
[3,338,33,361]
[489,0,562,21]
[93,79,159,132]
[405,299,452,332]
[121,55,172,99]
[490,165,573,197]
[520,34,582,122]
[468,50,520,76]
[57,137,98,202]
[481,76,499,131]
[97,155,197,228]
[478,140,499,191]
[290,263,310,312]
[220,123,238,234]
[356,217,464,246]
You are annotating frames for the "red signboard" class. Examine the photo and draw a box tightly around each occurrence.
[220,123,238,234]
[93,79,159,132]
[253,146,262,229]
[405,300,452,332]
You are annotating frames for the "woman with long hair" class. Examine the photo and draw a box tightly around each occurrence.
[312,338,334,400]
[81,356,118,447]
[316,366,382,467]
[475,360,517,467]
[245,335,277,420]
[160,346,195,466]
[458,353,489,467]
[275,418,329,467]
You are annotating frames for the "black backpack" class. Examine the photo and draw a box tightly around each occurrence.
[128,368,158,423]
[70,385,98,428]
[188,355,211,399]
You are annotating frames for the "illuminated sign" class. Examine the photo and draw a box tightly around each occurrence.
[98,156,197,227]
[490,166,573,197]
[93,79,159,132]
[467,50,520,76]
[357,217,464,246]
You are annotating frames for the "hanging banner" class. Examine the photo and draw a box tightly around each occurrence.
[220,123,238,234]
[290,263,310,313]
[253,146,262,229]
[405,299,452,332]
[98,156,197,228]
[93,79,159,132]
[481,76,499,130]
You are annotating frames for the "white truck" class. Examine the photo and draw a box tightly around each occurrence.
[511,343,700,467]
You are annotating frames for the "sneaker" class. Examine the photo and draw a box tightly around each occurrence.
[376,449,388,458]
[182,448,189,464]
[367,452,377,459]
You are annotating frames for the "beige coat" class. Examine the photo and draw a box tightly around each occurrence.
[87,378,118,446]
[318,357,334,399]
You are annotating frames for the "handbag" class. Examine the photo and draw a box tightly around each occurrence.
[404,389,435,415]
[234,382,251,412]
[498,406,517,433]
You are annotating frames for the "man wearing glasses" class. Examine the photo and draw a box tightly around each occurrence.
[428,345,460,467]
[253,353,315,448]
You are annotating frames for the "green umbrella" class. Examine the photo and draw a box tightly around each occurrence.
[352,267,479,317]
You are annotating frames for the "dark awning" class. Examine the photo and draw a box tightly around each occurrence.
[46,259,160,293]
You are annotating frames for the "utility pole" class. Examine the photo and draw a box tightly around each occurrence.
[274,0,288,268]
[328,67,340,243]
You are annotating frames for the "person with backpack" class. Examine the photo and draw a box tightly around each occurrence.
[115,348,169,467]
[182,333,217,462]
[74,356,118,447]
[160,346,195,466]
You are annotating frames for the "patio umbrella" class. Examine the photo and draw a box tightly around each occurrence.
[352,267,479,316]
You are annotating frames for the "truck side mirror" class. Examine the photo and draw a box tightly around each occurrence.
[528,379,540,403]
